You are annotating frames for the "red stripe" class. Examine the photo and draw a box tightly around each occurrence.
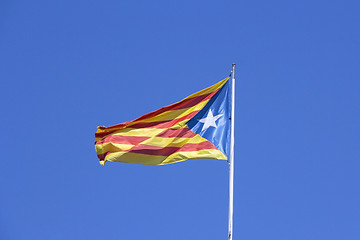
[180,141,217,151]
[95,135,150,145]
[105,91,215,128]
[156,128,197,138]
[129,141,218,156]
[130,145,180,156]
[97,140,219,161]
[97,152,111,161]
[127,111,199,129]
[96,111,199,139]
[95,121,133,139]
[95,88,221,138]
[170,91,215,110]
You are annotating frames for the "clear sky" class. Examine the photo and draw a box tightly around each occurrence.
[1,1,359,239]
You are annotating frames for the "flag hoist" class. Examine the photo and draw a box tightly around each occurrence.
[94,64,236,240]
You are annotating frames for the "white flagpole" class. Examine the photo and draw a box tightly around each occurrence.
[228,63,236,240]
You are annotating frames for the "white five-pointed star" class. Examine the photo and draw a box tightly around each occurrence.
[198,109,223,131]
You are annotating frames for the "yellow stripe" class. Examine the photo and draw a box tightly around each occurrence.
[139,135,207,148]
[95,99,208,141]
[129,99,209,123]
[95,142,133,154]
[95,78,229,138]
[112,128,165,137]
[104,152,167,165]
[161,149,227,165]
[180,77,229,101]
[125,78,229,124]
[96,134,208,155]
[95,126,108,136]
[170,118,195,129]
[95,128,165,141]
[101,148,227,165]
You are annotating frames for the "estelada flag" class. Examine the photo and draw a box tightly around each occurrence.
[95,77,231,166]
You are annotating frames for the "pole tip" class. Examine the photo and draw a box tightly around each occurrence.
[232,62,236,66]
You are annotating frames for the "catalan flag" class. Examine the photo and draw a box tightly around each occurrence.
[95,77,231,166]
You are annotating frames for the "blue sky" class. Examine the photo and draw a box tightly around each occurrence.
[1,1,359,239]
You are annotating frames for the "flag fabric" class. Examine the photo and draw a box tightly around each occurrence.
[95,77,231,166]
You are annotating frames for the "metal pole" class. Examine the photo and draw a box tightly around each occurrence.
[228,63,236,240]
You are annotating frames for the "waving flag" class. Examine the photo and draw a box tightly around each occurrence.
[95,77,231,166]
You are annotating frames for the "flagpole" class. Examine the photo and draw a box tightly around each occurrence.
[228,63,235,240]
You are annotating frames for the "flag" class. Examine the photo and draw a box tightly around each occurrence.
[95,77,231,166]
